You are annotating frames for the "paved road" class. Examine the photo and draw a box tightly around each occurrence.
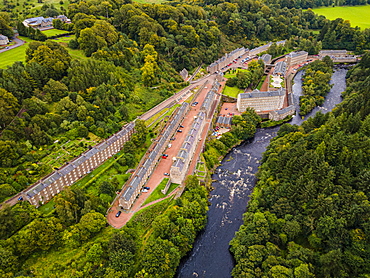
[0,37,25,54]
[107,74,219,228]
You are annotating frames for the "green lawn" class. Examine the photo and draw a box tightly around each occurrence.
[142,179,179,206]
[196,163,206,172]
[222,86,244,98]
[0,0,70,17]
[311,5,370,29]
[0,35,86,69]
[38,200,55,214]
[223,68,249,79]
[42,29,71,37]
[0,36,34,69]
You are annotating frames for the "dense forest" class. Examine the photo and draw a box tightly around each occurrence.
[230,53,370,277]
[0,175,208,277]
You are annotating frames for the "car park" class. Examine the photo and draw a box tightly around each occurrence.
[115,211,122,217]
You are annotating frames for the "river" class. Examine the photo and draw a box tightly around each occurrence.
[176,67,348,278]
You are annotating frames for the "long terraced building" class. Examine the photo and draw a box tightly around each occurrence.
[119,103,189,210]
[23,123,135,207]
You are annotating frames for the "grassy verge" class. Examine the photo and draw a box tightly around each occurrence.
[130,198,174,234]
[0,36,33,69]
[38,200,55,214]
[142,179,179,206]
[196,163,206,172]
[311,5,370,29]
[256,79,264,90]
[0,35,86,69]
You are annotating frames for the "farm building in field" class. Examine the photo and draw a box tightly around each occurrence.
[22,15,71,29]
[0,35,9,45]
[56,15,71,24]
[22,17,53,28]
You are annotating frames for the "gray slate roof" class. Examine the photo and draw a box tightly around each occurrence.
[239,88,285,99]
[121,103,189,202]
[26,123,135,198]
[287,51,308,58]
[274,61,287,75]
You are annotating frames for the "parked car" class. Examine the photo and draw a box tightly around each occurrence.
[164,173,170,176]
[177,130,182,133]
[115,211,122,217]
[170,137,176,141]
[142,189,148,193]
[179,125,184,128]
[162,154,168,157]
[18,196,23,201]
[143,187,150,190]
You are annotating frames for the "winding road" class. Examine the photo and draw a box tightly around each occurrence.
[0,36,25,54]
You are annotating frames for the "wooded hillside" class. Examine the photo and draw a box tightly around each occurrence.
[230,52,370,278]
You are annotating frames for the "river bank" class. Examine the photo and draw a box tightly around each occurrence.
[176,67,348,278]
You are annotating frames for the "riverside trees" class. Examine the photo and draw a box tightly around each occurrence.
[299,57,334,116]
[230,52,370,278]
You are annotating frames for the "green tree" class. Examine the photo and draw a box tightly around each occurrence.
[0,89,19,129]
[26,41,72,80]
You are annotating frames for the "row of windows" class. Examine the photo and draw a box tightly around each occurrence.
[26,128,134,206]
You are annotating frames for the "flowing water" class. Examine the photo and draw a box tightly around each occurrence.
[176,67,348,278]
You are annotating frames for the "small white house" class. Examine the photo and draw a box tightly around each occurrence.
[0,35,9,45]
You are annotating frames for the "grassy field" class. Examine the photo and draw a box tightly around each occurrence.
[42,29,71,37]
[222,86,244,98]
[311,5,370,29]
[0,34,86,69]
[0,0,70,18]
[0,36,33,68]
